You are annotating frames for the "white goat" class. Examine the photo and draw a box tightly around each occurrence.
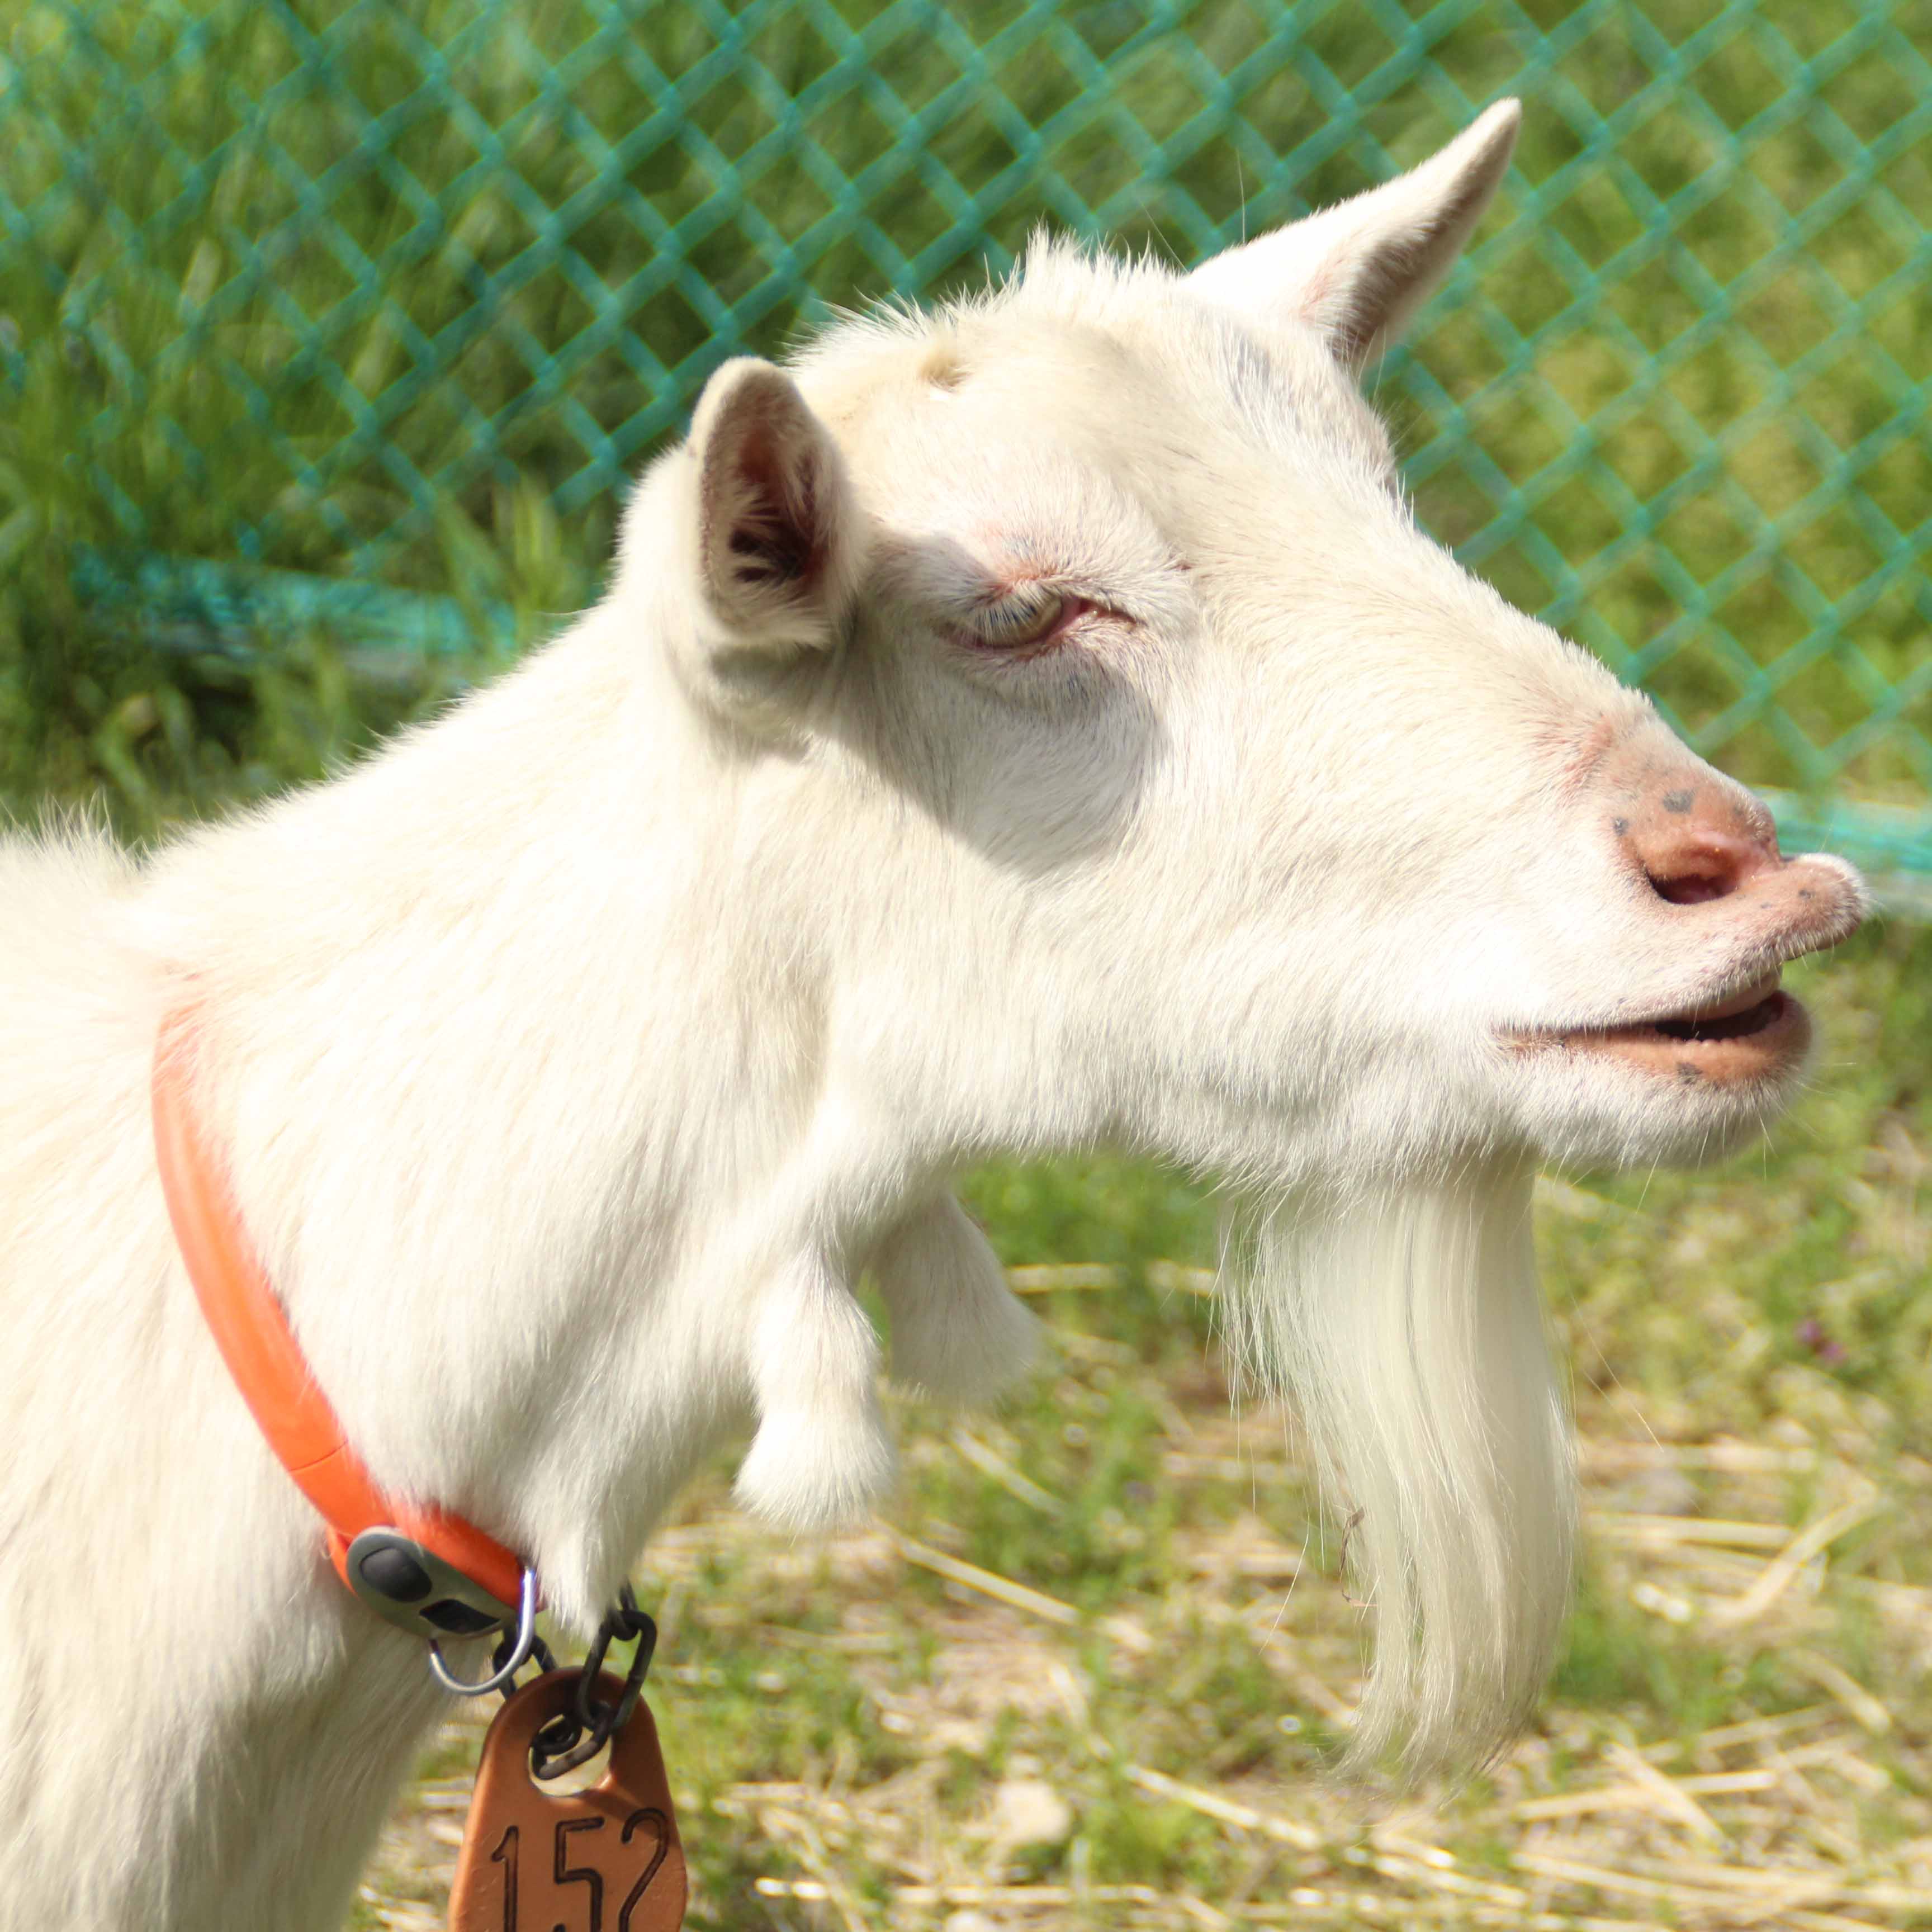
[0,102,1864,1931]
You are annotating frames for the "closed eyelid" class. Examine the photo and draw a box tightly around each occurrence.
[976,575,1065,610]
[973,584,1067,633]
[864,531,1154,626]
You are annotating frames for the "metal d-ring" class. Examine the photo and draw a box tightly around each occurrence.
[428,1567,540,1697]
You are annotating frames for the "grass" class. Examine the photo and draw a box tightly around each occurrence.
[329,920,1932,1932]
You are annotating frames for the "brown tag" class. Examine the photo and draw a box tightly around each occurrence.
[448,1669,686,1932]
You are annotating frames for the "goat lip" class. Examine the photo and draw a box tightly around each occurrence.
[1728,853,1867,966]
[1533,985,1808,1085]
[1652,972,1783,1027]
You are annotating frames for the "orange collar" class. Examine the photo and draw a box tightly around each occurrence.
[152,1010,529,1643]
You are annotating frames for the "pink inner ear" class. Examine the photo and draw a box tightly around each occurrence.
[726,422,825,596]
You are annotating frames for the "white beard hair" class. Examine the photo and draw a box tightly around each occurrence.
[1223,1159,1575,1775]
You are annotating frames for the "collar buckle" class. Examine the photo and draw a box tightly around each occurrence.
[342,1526,523,1640]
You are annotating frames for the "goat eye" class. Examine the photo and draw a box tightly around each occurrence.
[971,586,1076,650]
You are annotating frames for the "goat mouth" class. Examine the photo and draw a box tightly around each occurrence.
[1533,975,1808,1085]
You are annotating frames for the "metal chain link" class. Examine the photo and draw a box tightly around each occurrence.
[499,1584,656,1782]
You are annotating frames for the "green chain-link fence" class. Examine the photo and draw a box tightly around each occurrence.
[7,0,1932,869]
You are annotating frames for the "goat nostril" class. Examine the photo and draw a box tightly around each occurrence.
[1637,828,1773,906]
[1646,865,1734,906]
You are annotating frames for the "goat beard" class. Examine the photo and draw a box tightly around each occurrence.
[1222,1157,1575,1778]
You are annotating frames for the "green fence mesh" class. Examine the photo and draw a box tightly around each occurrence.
[7,0,1932,869]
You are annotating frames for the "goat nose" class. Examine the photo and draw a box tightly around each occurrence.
[1630,818,1777,905]
[1603,748,1781,907]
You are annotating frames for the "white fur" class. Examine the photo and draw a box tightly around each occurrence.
[872,1191,1040,1406]
[1224,1161,1572,1772]
[0,102,1856,1929]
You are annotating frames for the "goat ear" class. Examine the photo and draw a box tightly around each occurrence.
[681,357,862,713]
[1188,100,1519,371]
